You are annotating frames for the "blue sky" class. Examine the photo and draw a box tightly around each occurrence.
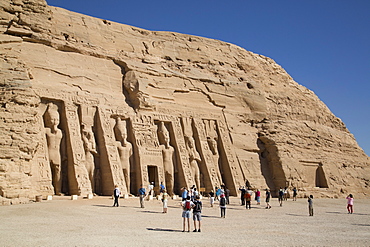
[46,0,370,156]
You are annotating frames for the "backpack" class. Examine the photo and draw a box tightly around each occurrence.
[220,197,226,206]
[185,200,191,211]
[194,201,202,212]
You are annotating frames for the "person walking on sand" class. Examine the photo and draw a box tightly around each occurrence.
[113,185,120,207]
[139,184,146,208]
[265,188,271,209]
[162,189,169,213]
[182,196,194,232]
[219,194,227,218]
[346,194,354,214]
[192,195,202,232]
[308,195,314,216]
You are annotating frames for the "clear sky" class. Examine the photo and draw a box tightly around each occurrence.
[46,0,370,156]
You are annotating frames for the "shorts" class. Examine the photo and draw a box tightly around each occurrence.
[193,212,202,221]
[182,210,191,218]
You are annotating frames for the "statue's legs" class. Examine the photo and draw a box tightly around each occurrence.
[52,162,62,195]
[123,168,130,193]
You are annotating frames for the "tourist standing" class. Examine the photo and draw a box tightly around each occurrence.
[283,187,288,201]
[162,189,169,213]
[209,190,215,207]
[181,187,188,201]
[215,187,221,201]
[192,195,202,232]
[278,187,284,206]
[113,185,120,207]
[139,184,146,208]
[220,194,227,218]
[245,191,251,209]
[292,187,297,201]
[147,182,154,200]
[239,186,246,206]
[255,189,261,205]
[182,196,194,232]
[225,187,230,205]
[192,187,199,201]
[160,182,165,194]
[346,194,354,214]
[308,195,314,216]
[265,188,271,209]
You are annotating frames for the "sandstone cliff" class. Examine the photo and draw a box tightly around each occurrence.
[0,0,369,204]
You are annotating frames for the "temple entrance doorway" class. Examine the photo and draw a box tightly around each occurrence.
[147,165,159,194]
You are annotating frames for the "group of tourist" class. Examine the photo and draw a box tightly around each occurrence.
[113,183,356,232]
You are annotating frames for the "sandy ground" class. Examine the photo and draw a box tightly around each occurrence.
[0,196,369,247]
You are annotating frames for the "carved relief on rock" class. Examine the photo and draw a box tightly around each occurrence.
[79,105,100,194]
[182,117,202,190]
[157,121,175,196]
[43,102,64,195]
[114,116,133,193]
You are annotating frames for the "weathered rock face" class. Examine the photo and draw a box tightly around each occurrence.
[0,0,369,204]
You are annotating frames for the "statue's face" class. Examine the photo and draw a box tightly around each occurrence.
[188,138,194,148]
[164,135,169,144]
[120,130,127,140]
[50,114,59,127]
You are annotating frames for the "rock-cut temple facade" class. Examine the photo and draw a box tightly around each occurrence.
[0,0,369,204]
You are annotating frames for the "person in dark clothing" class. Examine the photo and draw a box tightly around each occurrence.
[113,185,120,207]
[239,186,246,206]
[225,187,230,204]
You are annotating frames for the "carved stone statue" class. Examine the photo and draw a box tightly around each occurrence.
[186,135,201,190]
[158,122,175,196]
[114,117,133,193]
[44,103,63,195]
[206,120,223,185]
[81,123,98,191]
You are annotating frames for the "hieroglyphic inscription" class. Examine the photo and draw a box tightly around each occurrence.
[193,118,222,190]
[171,117,194,188]
[31,111,54,194]
[217,119,244,195]
[64,102,92,196]
[97,107,127,195]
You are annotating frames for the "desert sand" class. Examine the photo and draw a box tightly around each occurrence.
[0,196,369,246]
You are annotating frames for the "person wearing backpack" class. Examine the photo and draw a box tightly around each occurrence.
[182,196,194,232]
[192,195,202,232]
[219,194,227,218]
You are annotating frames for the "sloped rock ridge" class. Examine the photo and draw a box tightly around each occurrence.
[0,0,369,204]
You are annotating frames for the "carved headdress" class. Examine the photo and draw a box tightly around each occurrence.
[44,102,59,127]
[158,121,170,140]
[114,117,127,141]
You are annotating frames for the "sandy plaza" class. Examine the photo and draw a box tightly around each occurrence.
[0,196,369,247]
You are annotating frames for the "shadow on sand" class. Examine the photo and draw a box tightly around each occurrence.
[147,228,183,232]
[140,210,163,214]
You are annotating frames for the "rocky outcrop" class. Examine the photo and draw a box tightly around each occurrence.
[0,0,369,204]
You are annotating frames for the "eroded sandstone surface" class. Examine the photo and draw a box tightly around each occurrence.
[0,0,369,204]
